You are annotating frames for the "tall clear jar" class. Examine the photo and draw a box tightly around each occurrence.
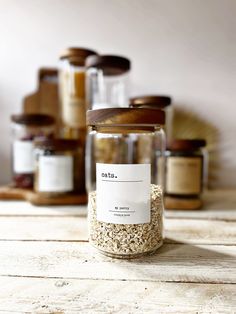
[86,55,131,110]
[11,114,55,188]
[86,108,166,259]
[59,47,97,139]
[129,95,173,141]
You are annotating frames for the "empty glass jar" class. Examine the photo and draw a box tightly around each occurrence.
[86,55,131,110]
[11,113,55,188]
[130,95,172,141]
[86,108,166,258]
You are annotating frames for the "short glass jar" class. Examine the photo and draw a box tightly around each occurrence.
[59,47,97,138]
[86,55,131,110]
[165,139,207,209]
[34,139,85,197]
[86,108,166,258]
[11,114,55,188]
[129,95,172,141]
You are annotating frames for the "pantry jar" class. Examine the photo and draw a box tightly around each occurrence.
[86,55,131,110]
[86,108,166,258]
[34,138,85,197]
[11,114,55,188]
[129,95,172,141]
[165,139,207,209]
[59,47,97,139]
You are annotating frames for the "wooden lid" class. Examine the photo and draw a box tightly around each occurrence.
[168,139,206,151]
[60,47,97,66]
[130,95,171,108]
[87,108,165,126]
[86,55,131,75]
[11,114,55,126]
[34,138,80,151]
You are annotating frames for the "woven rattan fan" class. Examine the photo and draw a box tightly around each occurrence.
[172,107,220,188]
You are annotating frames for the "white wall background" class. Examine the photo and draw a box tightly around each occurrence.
[0,0,235,187]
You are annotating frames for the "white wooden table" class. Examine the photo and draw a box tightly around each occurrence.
[0,190,235,313]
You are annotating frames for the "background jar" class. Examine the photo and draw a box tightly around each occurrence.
[11,114,55,189]
[59,47,97,139]
[165,139,207,209]
[86,55,131,110]
[34,139,85,197]
[129,95,172,141]
[86,108,165,259]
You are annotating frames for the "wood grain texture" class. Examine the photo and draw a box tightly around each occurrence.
[166,189,236,220]
[0,241,235,284]
[0,201,87,217]
[0,217,88,241]
[165,218,236,245]
[0,193,235,312]
[0,189,235,220]
[0,277,235,313]
[0,216,235,245]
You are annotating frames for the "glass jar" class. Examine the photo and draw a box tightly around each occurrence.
[129,95,173,141]
[11,114,55,189]
[59,47,97,139]
[86,55,131,110]
[34,139,85,196]
[165,139,207,209]
[86,108,166,259]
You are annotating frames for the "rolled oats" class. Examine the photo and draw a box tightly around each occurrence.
[88,184,163,258]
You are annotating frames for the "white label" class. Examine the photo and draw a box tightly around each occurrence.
[96,163,151,224]
[13,141,34,173]
[38,156,73,192]
[166,157,202,195]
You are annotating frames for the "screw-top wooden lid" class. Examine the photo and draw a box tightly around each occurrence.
[86,55,131,75]
[60,47,97,66]
[34,138,80,151]
[87,108,165,126]
[167,139,206,151]
[130,95,172,108]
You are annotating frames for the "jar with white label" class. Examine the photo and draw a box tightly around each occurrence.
[59,47,97,139]
[165,139,207,210]
[34,139,85,197]
[86,108,166,258]
[86,55,131,110]
[11,114,55,188]
[129,95,173,141]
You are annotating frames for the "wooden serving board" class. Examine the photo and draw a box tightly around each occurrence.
[0,186,87,206]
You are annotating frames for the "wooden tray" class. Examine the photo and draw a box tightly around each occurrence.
[0,186,87,206]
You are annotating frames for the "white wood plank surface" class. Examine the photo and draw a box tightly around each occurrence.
[165,218,236,245]
[0,277,235,313]
[0,241,235,284]
[0,216,88,241]
[0,191,235,312]
[0,189,235,221]
[0,201,87,216]
[166,189,236,220]
[0,216,235,245]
